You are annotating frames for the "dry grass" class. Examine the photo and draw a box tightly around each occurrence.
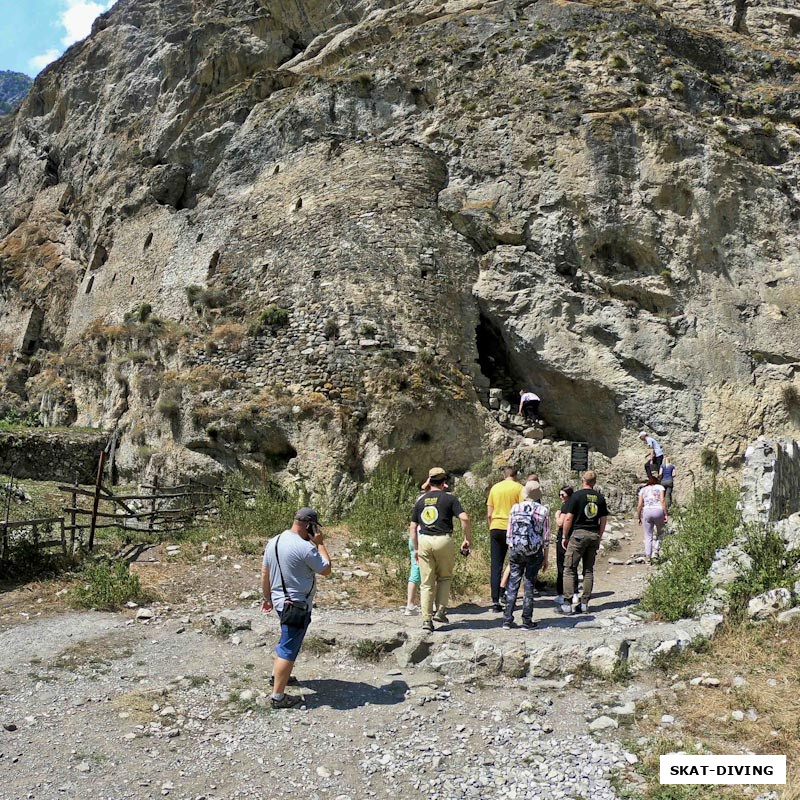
[637,620,800,800]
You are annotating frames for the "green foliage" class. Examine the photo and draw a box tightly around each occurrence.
[670,80,685,93]
[700,447,720,473]
[0,408,41,431]
[348,468,417,564]
[727,527,800,622]
[323,318,339,340]
[609,54,627,70]
[781,383,800,410]
[360,321,377,337]
[250,305,290,336]
[641,484,740,621]
[70,561,151,610]
[350,639,386,661]
[216,476,297,543]
[185,285,204,306]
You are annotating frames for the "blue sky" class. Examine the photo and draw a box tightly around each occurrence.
[0,0,114,76]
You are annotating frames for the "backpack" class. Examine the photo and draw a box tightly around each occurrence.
[508,501,546,556]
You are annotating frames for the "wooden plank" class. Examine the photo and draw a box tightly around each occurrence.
[0,517,64,529]
[89,448,108,551]
[62,506,213,520]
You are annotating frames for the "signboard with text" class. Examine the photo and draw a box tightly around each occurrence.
[570,442,589,472]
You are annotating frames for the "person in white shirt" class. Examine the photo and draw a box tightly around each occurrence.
[518,390,541,422]
[637,476,668,564]
[639,431,664,479]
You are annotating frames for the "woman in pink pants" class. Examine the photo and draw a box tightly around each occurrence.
[637,476,668,564]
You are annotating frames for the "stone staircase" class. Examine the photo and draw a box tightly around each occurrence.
[485,387,563,445]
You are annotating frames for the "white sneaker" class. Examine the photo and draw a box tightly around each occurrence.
[580,602,589,613]
[554,595,564,605]
[560,604,573,615]
[571,595,580,613]
[404,605,418,616]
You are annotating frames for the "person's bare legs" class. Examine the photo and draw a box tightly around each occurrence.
[272,656,295,696]
[407,581,419,608]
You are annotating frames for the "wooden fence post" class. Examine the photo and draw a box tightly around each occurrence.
[148,476,159,537]
[69,473,78,553]
[1,472,13,566]
[88,449,107,552]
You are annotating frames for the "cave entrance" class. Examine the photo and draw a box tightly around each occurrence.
[475,311,623,456]
[476,313,523,406]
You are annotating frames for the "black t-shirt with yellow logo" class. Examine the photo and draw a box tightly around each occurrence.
[411,490,465,535]
[565,488,608,533]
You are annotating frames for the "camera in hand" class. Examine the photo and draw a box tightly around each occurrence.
[460,543,471,557]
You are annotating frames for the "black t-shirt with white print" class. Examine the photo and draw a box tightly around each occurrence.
[564,488,608,533]
[411,490,464,535]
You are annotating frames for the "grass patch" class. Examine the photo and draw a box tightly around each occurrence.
[303,635,335,656]
[69,561,154,610]
[641,484,739,621]
[349,639,387,661]
[728,526,799,622]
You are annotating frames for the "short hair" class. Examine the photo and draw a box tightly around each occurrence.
[503,466,518,478]
[526,473,539,482]
[583,470,597,486]
[429,475,446,486]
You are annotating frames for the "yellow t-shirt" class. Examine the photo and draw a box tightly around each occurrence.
[487,479,523,530]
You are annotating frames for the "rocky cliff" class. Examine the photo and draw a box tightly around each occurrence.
[1,0,799,497]
[0,71,32,115]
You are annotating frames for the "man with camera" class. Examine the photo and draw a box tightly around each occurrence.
[410,467,472,632]
[261,507,332,708]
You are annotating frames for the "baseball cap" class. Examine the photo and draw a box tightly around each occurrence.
[427,467,447,480]
[638,430,648,438]
[295,507,322,526]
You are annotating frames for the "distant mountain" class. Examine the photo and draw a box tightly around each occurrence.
[0,70,33,114]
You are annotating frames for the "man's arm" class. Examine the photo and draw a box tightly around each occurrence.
[598,516,608,539]
[410,522,419,563]
[487,504,494,526]
[260,564,273,612]
[458,512,472,549]
[310,530,332,576]
[561,512,574,546]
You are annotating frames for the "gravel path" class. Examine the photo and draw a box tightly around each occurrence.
[0,521,654,800]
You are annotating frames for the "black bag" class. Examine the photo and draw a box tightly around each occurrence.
[274,533,313,628]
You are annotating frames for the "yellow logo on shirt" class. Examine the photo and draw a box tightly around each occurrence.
[421,506,439,525]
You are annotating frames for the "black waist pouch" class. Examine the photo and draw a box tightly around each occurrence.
[280,601,310,628]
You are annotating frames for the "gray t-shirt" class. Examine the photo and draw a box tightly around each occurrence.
[263,531,329,611]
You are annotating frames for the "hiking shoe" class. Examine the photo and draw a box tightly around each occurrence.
[269,676,298,687]
[554,595,564,605]
[559,603,574,615]
[403,605,418,616]
[491,603,503,613]
[422,619,434,632]
[501,621,515,630]
[522,620,537,630]
[270,694,300,709]
[433,609,449,624]
[580,602,589,613]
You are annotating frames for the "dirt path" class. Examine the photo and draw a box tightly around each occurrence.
[0,520,661,800]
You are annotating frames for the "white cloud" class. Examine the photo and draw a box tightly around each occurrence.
[28,49,61,73]
[59,1,114,48]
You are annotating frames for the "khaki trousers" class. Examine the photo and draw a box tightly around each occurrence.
[418,534,456,621]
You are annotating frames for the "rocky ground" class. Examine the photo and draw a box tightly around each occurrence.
[0,522,706,800]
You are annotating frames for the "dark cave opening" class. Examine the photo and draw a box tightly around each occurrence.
[475,312,623,457]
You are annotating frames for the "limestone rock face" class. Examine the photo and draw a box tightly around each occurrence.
[1,0,800,493]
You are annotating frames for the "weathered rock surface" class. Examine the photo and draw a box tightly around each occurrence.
[1,0,800,493]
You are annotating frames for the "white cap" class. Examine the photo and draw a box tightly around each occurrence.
[638,430,648,438]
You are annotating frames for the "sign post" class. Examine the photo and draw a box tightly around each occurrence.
[570,442,590,474]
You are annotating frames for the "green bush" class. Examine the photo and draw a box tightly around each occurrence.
[348,468,417,564]
[641,484,740,621]
[727,527,800,621]
[70,561,151,610]
[249,305,290,336]
[0,407,41,431]
[216,477,297,544]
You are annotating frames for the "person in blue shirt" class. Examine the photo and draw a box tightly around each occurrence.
[659,457,676,508]
[639,431,664,479]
